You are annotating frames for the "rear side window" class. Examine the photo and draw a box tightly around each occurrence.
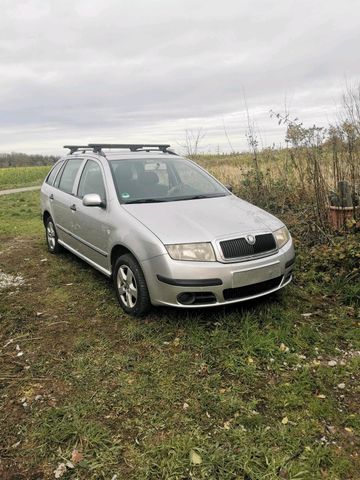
[46,161,63,186]
[77,160,106,201]
[58,159,83,194]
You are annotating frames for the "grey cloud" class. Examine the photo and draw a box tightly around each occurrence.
[0,0,359,154]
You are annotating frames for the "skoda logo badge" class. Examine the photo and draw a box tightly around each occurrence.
[246,234,256,245]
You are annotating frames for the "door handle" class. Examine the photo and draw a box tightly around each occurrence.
[49,194,54,200]
[70,204,77,211]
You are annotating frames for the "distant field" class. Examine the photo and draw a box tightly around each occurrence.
[0,165,51,190]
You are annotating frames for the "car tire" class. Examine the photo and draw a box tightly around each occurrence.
[45,215,62,254]
[114,254,151,316]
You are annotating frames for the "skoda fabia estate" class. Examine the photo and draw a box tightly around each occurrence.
[41,143,295,316]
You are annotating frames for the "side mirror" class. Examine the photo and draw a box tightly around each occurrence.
[82,193,105,208]
[225,184,233,192]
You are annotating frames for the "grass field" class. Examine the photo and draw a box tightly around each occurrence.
[0,166,51,190]
[0,183,359,478]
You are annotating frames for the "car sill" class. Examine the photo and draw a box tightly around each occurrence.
[58,239,111,277]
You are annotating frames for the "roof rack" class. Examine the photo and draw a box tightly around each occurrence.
[64,143,176,157]
[63,145,95,155]
[88,143,171,153]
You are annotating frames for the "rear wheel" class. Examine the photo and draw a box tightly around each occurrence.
[45,216,62,254]
[114,254,151,316]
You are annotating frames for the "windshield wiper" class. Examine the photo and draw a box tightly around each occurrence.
[124,193,227,204]
[124,198,170,204]
[176,193,226,201]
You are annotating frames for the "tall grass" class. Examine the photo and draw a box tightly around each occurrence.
[194,89,360,243]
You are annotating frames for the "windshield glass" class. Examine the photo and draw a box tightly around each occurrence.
[110,158,229,204]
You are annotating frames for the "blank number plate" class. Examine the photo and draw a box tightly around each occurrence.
[232,263,281,288]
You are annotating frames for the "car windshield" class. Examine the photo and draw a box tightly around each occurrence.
[110,157,229,204]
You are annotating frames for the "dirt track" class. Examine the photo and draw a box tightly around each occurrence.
[0,185,41,196]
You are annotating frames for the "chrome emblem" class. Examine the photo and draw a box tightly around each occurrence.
[245,234,256,245]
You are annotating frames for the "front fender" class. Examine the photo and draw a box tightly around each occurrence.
[108,208,167,270]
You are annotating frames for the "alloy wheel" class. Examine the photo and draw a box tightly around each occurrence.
[47,220,56,251]
[117,265,138,308]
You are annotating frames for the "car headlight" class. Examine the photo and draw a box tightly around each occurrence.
[273,226,290,249]
[166,243,216,261]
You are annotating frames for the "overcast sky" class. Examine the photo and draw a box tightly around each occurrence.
[1,0,359,155]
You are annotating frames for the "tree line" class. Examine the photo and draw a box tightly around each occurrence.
[0,152,58,167]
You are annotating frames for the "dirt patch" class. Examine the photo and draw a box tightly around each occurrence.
[0,270,24,290]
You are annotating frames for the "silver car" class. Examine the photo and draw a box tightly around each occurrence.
[41,143,295,316]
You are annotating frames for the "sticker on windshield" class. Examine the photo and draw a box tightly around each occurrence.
[121,192,130,200]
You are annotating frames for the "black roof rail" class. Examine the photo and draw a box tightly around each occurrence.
[88,143,171,153]
[121,147,178,155]
[63,145,108,157]
[64,143,176,157]
[64,145,94,154]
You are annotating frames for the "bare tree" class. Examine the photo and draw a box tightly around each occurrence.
[244,102,261,184]
[341,83,360,135]
[178,128,206,157]
[222,119,235,154]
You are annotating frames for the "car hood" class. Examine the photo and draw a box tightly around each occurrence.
[123,195,284,244]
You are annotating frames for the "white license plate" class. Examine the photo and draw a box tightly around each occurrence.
[232,263,281,288]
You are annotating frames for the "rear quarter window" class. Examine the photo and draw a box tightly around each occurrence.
[46,161,64,186]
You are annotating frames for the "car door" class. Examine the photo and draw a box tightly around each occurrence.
[51,158,85,251]
[70,158,111,272]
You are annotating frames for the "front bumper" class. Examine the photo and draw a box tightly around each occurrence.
[141,239,295,307]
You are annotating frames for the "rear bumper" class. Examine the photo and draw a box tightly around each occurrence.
[141,239,295,307]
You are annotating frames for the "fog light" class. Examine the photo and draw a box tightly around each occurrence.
[177,292,196,305]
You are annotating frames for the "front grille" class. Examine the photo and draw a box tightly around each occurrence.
[192,292,217,305]
[223,275,283,301]
[220,233,276,260]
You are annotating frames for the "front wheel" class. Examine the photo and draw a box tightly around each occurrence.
[45,216,62,254]
[113,254,151,316]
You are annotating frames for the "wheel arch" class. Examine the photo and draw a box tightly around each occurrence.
[110,244,140,276]
[43,210,51,226]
